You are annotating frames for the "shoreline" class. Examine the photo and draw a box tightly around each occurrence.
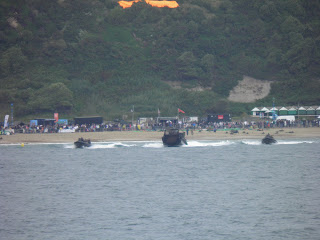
[1,128,320,145]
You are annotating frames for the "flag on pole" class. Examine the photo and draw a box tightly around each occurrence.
[158,108,160,114]
[54,113,59,123]
[4,115,9,128]
[178,108,185,114]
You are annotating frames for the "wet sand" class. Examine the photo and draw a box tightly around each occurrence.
[1,128,320,144]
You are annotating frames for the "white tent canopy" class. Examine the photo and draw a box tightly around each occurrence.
[279,107,288,111]
[276,116,295,122]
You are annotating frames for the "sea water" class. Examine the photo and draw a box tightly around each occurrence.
[1,139,320,240]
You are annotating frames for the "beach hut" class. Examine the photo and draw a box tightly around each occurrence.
[269,107,279,116]
[265,109,273,117]
[251,107,260,116]
[258,107,268,118]
[279,107,288,116]
[288,107,297,115]
[298,107,307,115]
[316,106,320,115]
[306,107,315,115]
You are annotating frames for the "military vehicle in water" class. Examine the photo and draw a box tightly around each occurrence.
[262,133,277,144]
[162,128,187,147]
[74,137,91,148]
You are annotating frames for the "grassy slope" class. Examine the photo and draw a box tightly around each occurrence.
[0,0,319,121]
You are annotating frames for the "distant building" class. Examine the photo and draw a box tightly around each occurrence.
[157,117,178,126]
[30,118,56,126]
[184,116,198,123]
[207,114,231,123]
[251,106,320,117]
[138,117,153,124]
[74,116,103,125]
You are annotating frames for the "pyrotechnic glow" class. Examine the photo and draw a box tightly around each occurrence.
[118,0,179,9]
[145,0,179,8]
[118,0,140,9]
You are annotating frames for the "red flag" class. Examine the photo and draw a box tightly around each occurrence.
[178,108,185,114]
[54,113,59,123]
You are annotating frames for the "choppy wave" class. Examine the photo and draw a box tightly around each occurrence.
[89,142,136,149]
[242,140,315,145]
[142,142,163,148]
[142,140,234,148]
[2,136,320,240]
[241,140,262,145]
[184,140,234,147]
[3,139,317,149]
[63,142,136,149]
[277,140,314,145]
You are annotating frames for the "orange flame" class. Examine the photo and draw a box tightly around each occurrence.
[118,0,140,9]
[118,0,179,9]
[145,0,179,8]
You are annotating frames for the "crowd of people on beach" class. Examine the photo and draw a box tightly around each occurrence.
[1,118,319,135]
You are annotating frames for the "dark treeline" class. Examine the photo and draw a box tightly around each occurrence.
[0,0,319,120]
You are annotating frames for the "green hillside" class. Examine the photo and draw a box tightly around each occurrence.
[1,0,319,120]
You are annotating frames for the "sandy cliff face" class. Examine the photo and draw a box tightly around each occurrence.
[228,76,272,103]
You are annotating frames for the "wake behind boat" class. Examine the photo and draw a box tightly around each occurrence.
[74,137,91,148]
[262,133,277,144]
[162,128,187,147]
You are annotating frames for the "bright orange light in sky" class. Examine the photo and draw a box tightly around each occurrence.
[118,0,140,9]
[145,0,179,8]
[118,0,179,9]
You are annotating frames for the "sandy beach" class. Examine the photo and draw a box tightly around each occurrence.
[1,128,320,144]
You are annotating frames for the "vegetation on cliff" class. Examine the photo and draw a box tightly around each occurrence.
[1,0,319,120]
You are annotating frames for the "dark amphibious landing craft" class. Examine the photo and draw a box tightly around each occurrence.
[262,133,277,145]
[74,137,91,148]
[162,128,188,147]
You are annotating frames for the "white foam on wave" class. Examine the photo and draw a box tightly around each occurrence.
[184,140,234,147]
[241,140,261,145]
[59,139,317,149]
[89,142,136,149]
[277,140,314,145]
[143,140,235,148]
[64,144,75,149]
[0,142,72,147]
[241,140,315,145]
[142,142,163,148]
[63,142,137,149]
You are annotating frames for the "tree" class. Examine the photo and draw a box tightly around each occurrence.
[259,2,279,21]
[29,83,73,112]
[280,16,303,34]
[0,46,27,76]
[199,54,215,85]
[176,51,202,80]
